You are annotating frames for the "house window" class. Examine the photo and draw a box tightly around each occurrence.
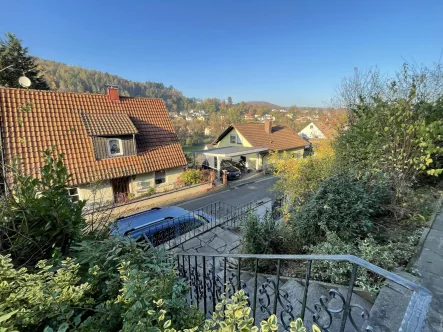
[155,170,166,185]
[67,187,79,202]
[107,138,123,156]
[230,135,236,143]
[237,136,242,144]
[310,124,313,129]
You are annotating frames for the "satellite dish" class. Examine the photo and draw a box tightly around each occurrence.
[19,76,31,88]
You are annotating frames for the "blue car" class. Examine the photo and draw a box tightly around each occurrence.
[110,206,214,246]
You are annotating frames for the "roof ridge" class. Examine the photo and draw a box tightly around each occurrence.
[0,87,164,101]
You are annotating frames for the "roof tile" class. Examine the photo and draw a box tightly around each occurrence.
[213,123,308,151]
[0,88,186,185]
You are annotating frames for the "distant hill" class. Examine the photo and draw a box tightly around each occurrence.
[245,101,286,109]
[36,59,185,113]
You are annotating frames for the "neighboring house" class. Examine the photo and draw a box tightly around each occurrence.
[298,121,336,140]
[211,121,309,171]
[0,87,187,205]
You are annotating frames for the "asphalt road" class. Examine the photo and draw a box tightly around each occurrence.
[176,176,278,211]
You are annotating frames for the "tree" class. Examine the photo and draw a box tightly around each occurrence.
[227,96,233,108]
[0,33,49,90]
[334,63,443,197]
[227,107,244,124]
[269,140,335,211]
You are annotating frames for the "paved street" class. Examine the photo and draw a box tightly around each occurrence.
[176,176,278,211]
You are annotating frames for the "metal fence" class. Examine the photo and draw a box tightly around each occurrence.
[175,253,431,332]
[142,199,269,249]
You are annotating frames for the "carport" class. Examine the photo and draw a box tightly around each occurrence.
[193,146,269,179]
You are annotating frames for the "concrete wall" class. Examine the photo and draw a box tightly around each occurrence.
[131,166,183,195]
[108,182,213,218]
[78,180,114,207]
[298,122,326,139]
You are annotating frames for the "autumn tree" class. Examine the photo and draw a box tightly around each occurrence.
[0,33,49,90]
[269,141,335,211]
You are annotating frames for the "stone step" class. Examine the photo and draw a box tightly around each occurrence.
[362,286,410,332]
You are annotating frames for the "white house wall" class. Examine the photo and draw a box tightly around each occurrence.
[298,122,326,139]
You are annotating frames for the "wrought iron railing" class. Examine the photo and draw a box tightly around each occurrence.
[175,253,431,332]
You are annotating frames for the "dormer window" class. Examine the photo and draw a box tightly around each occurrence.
[108,138,123,156]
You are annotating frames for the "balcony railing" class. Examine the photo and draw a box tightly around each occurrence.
[175,253,431,332]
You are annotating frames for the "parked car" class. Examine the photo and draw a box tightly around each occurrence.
[110,206,214,246]
[221,160,242,180]
[200,159,241,180]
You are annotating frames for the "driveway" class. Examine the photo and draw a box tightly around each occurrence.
[176,176,278,211]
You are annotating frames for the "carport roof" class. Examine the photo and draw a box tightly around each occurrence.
[195,146,269,157]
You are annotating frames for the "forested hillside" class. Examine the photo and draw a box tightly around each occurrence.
[36,59,185,113]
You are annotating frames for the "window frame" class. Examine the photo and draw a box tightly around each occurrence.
[230,135,236,144]
[67,187,80,203]
[237,135,242,144]
[107,138,123,157]
[155,170,166,185]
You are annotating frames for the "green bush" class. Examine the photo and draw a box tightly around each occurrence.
[0,237,203,331]
[180,169,204,186]
[0,149,86,267]
[242,212,288,256]
[309,230,422,292]
[289,172,389,251]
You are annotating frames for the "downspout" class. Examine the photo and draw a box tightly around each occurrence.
[0,107,8,196]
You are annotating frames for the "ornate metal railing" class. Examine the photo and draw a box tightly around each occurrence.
[175,253,431,332]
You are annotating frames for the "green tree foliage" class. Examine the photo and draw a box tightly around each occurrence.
[0,32,49,90]
[36,59,185,112]
[173,118,206,146]
[335,64,443,196]
[0,149,86,267]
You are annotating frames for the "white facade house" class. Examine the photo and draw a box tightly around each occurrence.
[298,122,328,139]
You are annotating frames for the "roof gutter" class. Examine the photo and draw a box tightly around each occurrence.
[0,105,7,195]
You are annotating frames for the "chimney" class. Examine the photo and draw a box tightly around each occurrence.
[106,85,119,102]
[264,120,272,134]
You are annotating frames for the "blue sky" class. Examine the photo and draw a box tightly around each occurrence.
[1,0,442,106]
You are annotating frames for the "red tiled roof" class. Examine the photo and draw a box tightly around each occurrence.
[81,112,138,136]
[312,121,337,138]
[213,123,308,151]
[0,88,186,186]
